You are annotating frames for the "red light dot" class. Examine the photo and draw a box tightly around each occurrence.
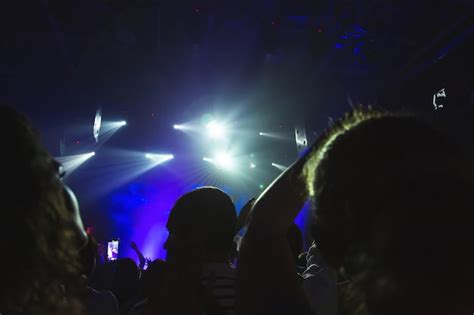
[317,28,323,33]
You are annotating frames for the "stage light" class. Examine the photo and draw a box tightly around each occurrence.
[55,151,96,177]
[146,153,174,164]
[250,162,256,169]
[101,120,128,133]
[203,152,235,171]
[206,120,226,139]
[93,109,102,143]
[173,123,194,131]
[215,152,233,170]
[259,131,292,141]
[259,184,264,189]
[272,162,287,171]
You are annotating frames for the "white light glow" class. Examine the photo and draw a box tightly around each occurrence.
[250,162,256,169]
[93,109,102,143]
[271,162,288,171]
[203,152,235,171]
[146,153,174,164]
[206,120,226,139]
[55,152,96,177]
[215,152,233,170]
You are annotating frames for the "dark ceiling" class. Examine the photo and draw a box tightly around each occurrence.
[1,0,473,154]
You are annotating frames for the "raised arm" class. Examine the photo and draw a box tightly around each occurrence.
[130,241,146,270]
[236,156,312,315]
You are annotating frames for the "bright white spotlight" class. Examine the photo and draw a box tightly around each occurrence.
[272,162,287,171]
[250,162,256,169]
[173,123,194,131]
[55,151,96,177]
[145,153,174,165]
[203,152,234,171]
[259,132,264,136]
[206,120,226,139]
[119,121,127,126]
[215,152,234,170]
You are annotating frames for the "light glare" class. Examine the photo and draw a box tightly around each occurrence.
[206,120,226,139]
[272,162,288,171]
[146,153,174,164]
[55,151,96,177]
[215,152,233,170]
[203,152,235,171]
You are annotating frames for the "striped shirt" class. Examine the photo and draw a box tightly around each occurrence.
[201,262,236,315]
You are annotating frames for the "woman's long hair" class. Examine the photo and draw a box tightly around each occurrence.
[0,106,83,314]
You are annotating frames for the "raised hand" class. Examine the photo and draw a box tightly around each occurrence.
[130,241,138,251]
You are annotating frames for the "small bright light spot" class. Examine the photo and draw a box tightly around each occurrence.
[90,152,96,157]
[259,132,264,136]
[119,121,127,126]
[173,124,193,131]
[206,120,226,139]
[250,162,256,169]
[259,184,264,189]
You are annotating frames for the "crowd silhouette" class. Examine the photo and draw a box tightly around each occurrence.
[1,104,473,315]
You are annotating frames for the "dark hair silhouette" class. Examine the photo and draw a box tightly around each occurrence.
[165,186,237,260]
[0,105,83,314]
[79,235,99,278]
[304,108,474,315]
